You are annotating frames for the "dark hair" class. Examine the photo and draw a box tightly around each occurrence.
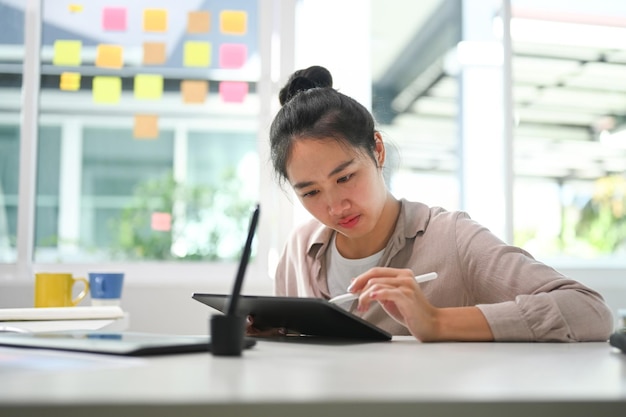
[269,66,378,185]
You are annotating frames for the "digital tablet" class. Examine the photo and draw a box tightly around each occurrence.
[192,293,392,341]
[0,330,256,356]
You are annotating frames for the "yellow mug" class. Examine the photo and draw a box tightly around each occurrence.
[34,273,90,308]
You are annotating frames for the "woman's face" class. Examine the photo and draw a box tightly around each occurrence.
[285,136,388,240]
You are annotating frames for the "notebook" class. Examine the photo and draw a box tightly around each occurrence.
[0,330,256,356]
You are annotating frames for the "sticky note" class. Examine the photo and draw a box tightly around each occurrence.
[59,72,81,91]
[220,10,247,35]
[142,42,166,65]
[150,212,171,231]
[102,7,127,31]
[187,11,210,33]
[92,76,121,104]
[134,74,163,100]
[53,40,82,66]
[68,4,83,13]
[143,9,167,32]
[219,44,247,69]
[183,41,211,67]
[95,44,123,69]
[134,115,159,140]
[181,80,208,104]
[219,81,248,103]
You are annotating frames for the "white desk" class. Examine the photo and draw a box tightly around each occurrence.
[1,336,625,417]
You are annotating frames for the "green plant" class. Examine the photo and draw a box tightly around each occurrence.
[109,170,253,261]
[576,175,626,253]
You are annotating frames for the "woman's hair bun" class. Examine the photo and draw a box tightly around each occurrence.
[279,66,333,105]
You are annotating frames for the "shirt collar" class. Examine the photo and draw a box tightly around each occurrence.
[304,199,432,259]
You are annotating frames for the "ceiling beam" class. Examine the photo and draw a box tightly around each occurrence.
[372,0,462,124]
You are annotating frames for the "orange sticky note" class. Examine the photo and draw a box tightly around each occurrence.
[187,11,210,34]
[219,44,247,69]
[95,44,123,69]
[134,74,163,100]
[183,41,211,67]
[60,72,81,91]
[151,212,171,231]
[53,40,82,66]
[134,115,159,140]
[143,9,167,32]
[181,80,208,104]
[92,76,121,104]
[142,42,166,65]
[219,81,248,103]
[220,10,247,35]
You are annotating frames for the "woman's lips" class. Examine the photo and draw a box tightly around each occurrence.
[338,215,360,229]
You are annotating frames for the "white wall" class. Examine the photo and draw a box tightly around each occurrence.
[1,268,624,335]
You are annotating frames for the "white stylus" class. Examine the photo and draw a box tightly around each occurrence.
[328,272,438,304]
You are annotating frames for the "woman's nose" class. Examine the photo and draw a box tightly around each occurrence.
[327,190,348,216]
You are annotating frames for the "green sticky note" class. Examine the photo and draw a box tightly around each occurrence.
[134,74,163,99]
[53,40,82,66]
[92,76,121,104]
[183,41,211,67]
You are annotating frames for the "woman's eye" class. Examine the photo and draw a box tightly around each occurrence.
[302,190,319,198]
[337,174,353,183]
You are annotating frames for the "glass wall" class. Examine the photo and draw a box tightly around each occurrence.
[371,0,626,263]
[0,0,24,263]
[509,1,626,260]
[34,0,260,262]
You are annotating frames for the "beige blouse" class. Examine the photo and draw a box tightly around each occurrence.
[274,199,614,342]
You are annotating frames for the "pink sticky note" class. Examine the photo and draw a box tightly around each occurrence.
[219,81,248,103]
[102,7,127,31]
[219,44,247,69]
[151,212,171,232]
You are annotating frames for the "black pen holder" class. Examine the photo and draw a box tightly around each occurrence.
[210,314,246,356]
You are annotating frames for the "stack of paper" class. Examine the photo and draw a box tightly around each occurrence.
[0,306,124,322]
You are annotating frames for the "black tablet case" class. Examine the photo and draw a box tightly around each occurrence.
[192,293,392,341]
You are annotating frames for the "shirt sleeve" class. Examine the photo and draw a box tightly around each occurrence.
[454,212,614,342]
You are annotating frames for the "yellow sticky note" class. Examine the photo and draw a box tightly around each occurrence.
[183,41,211,67]
[53,40,82,66]
[187,11,210,34]
[181,80,208,104]
[93,76,121,104]
[95,44,123,69]
[134,74,163,100]
[143,9,167,32]
[150,211,171,230]
[134,115,159,140]
[220,10,247,35]
[142,42,166,65]
[68,4,83,13]
[60,72,81,91]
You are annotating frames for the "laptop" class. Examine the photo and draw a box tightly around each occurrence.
[610,328,626,354]
[192,204,391,342]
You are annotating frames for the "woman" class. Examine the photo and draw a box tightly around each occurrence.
[260,65,613,342]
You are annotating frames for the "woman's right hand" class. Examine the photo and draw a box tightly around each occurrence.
[246,316,287,337]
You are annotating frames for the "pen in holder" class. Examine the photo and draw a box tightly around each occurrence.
[210,204,259,357]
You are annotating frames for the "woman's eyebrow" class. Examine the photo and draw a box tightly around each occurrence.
[292,159,355,190]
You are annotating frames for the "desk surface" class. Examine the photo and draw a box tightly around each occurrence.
[1,336,625,417]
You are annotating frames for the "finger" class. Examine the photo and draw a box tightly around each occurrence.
[349,267,414,292]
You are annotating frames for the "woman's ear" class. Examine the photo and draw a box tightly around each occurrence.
[374,132,385,167]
